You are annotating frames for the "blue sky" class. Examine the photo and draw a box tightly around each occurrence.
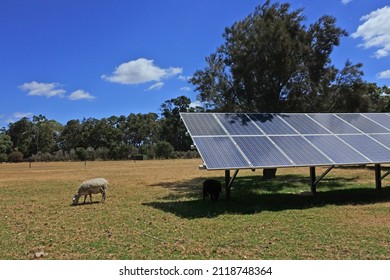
[1,0,390,128]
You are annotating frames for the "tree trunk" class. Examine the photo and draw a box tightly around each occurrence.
[262,168,277,180]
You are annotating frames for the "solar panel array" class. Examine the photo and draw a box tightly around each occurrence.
[180,113,390,170]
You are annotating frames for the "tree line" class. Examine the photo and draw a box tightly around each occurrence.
[0,96,200,162]
[1,1,390,163]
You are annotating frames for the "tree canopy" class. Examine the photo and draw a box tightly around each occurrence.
[0,96,197,161]
[190,0,373,113]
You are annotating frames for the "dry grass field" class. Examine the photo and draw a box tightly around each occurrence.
[0,159,389,260]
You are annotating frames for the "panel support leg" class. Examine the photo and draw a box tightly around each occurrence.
[310,167,317,194]
[310,165,335,194]
[225,169,239,200]
[225,170,231,199]
[375,164,382,190]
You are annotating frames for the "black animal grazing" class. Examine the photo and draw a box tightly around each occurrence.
[203,179,222,201]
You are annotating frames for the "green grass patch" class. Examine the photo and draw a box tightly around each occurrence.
[0,160,389,259]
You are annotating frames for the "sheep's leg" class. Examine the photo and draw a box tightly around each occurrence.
[83,195,87,204]
[101,191,106,202]
[89,194,93,203]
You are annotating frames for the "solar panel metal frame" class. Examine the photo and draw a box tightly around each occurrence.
[180,112,390,170]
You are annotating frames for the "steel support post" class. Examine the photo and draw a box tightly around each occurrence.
[375,164,382,190]
[225,170,231,200]
[310,166,317,194]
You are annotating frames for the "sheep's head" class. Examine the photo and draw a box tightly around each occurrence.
[72,193,80,205]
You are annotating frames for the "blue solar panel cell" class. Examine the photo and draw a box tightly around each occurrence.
[363,114,390,130]
[308,114,360,134]
[338,135,390,162]
[270,136,333,166]
[181,113,226,136]
[281,114,331,134]
[216,113,263,135]
[369,134,390,149]
[305,135,369,164]
[248,114,297,135]
[192,137,249,169]
[234,136,292,167]
[336,114,388,133]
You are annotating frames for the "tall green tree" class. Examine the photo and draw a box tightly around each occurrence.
[6,117,33,156]
[31,115,62,154]
[0,133,13,161]
[59,119,83,152]
[159,96,194,151]
[190,0,366,114]
[122,113,159,147]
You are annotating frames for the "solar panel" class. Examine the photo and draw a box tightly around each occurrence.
[270,136,333,166]
[249,113,297,135]
[181,113,226,136]
[370,134,390,149]
[338,135,390,162]
[192,136,249,169]
[308,114,360,134]
[336,114,389,133]
[281,114,331,135]
[304,135,369,164]
[215,113,263,135]
[234,136,292,167]
[180,112,390,170]
[363,113,390,130]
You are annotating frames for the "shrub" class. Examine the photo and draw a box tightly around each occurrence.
[156,141,174,159]
[8,151,24,162]
[96,147,109,160]
[75,147,87,161]
[0,153,8,163]
[31,152,53,162]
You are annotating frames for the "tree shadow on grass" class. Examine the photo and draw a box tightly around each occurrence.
[145,174,390,219]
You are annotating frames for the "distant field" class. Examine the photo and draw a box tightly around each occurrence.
[0,159,389,260]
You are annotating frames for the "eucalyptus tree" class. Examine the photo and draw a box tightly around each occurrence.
[159,96,194,151]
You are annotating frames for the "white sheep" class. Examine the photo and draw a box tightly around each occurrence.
[72,178,108,205]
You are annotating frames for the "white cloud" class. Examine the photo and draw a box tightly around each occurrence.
[68,89,96,101]
[179,75,192,81]
[341,0,352,5]
[189,100,204,108]
[180,86,192,91]
[13,112,33,118]
[377,70,390,79]
[351,6,390,58]
[101,58,183,85]
[18,81,65,97]
[146,82,164,91]
[1,112,34,125]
